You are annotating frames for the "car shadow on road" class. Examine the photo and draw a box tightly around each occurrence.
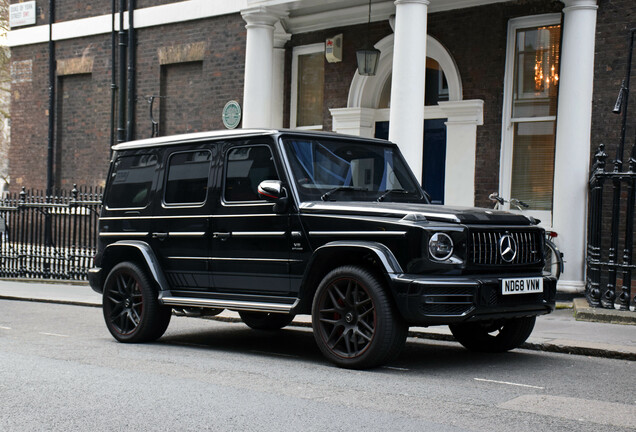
[156,317,551,373]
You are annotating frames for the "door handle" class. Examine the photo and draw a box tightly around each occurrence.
[152,232,168,240]
[213,232,231,240]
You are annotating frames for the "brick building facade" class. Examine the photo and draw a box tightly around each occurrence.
[6,0,636,293]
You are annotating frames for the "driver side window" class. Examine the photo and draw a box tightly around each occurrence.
[224,145,279,202]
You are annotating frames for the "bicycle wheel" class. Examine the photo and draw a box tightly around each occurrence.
[544,239,563,279]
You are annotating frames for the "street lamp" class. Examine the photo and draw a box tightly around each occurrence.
[356,0,380,76]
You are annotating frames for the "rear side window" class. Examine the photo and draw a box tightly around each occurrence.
[164,150,212,205]
[224,145,279,202]
[106,154,158,209]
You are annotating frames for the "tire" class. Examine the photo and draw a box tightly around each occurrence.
[102,261,172,343]
[449,316,536,353]
[238,311,295,330]
[312,265,408,369]
[544,240,563,279]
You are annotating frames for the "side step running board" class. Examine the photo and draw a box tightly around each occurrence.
[159,295,299,314]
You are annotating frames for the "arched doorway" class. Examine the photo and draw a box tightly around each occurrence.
[374,57,451,203]
[330,34,483,207]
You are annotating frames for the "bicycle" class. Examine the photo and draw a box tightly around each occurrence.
[489,192,564,279]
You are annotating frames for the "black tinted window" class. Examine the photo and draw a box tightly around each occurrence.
[106,155,157,209]
[282,138,424,203]
[224,146,278,202]
[164,150,212,205]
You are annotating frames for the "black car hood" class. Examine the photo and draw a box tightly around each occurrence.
[299,201,534,225]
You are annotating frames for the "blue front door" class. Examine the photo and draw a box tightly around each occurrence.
[374,119,447,204]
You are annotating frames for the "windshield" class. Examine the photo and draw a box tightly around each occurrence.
[282,137,426,203]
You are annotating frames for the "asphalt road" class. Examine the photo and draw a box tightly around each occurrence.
[1,299,635,432]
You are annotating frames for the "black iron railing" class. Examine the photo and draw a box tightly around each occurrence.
[0,186,103,280]
[586,29,636,312]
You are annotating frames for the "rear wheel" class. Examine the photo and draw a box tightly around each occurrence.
[312,265,407,369]
[449,316,536,353]
[238,311,295,330]
[102,262,172,343]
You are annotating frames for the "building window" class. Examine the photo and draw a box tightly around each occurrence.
[377,58,449,109]
[291,43,325,130]
[159,61,204,136]
[500,14,561,218]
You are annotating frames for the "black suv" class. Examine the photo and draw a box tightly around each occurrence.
[89,129,556,368]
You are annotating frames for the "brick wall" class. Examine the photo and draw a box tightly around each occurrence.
[591,0,636,164]
[10,43,50,189]
[9,13,245,190]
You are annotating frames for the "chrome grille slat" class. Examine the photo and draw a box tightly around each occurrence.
[469,229,542,266]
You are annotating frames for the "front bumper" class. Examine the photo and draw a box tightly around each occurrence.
[390,273,556,326]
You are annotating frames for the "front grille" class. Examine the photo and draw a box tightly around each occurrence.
[418,285,476,316]
[469,229,542,266]
[420,303,473,315]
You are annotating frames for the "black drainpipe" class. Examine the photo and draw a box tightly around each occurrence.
[46,0,56,195]
[117,0,127,143]
[110,0,117,153]
[45,0,56,274]
[126,0,136,142]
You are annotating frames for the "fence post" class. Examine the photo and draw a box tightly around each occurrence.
[587,144,606,307]
[617,148,636,310]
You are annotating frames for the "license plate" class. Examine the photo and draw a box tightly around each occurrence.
[501,277,543,295]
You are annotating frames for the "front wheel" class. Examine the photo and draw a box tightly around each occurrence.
[449,316,536,353]
[312,266,407,369]
[102,262,172,343]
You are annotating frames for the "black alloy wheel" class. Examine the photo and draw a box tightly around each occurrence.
[102,262,171,343]
[449,316,536,353]
[238,311,295,330]
[312,266,407,369]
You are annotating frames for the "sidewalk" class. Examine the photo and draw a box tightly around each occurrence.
[1,279,634,360]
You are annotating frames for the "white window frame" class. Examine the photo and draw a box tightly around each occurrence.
[499,13,561,227]
[290,43,325,130]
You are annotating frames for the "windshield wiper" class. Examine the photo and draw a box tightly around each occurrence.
[376,189,416,202]
[320,186,367,201]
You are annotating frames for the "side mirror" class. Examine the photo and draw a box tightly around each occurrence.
[258,180,284,202]
[258,180,289,213]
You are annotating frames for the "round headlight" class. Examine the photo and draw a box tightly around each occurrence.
[428,233,454,261]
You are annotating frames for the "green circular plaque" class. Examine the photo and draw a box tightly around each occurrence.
[222,100,241,129]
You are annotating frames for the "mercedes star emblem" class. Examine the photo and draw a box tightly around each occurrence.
[499,234,517,263]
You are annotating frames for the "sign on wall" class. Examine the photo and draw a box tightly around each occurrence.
[10,1,36,28]
[222,101,241,129]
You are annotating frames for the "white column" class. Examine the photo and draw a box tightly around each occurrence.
[241,7,286,128]
[330,107,376,138]
[439,100,484,207]
[272,27,290,129]
[388,0,429,183]
[553,0,598,293]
